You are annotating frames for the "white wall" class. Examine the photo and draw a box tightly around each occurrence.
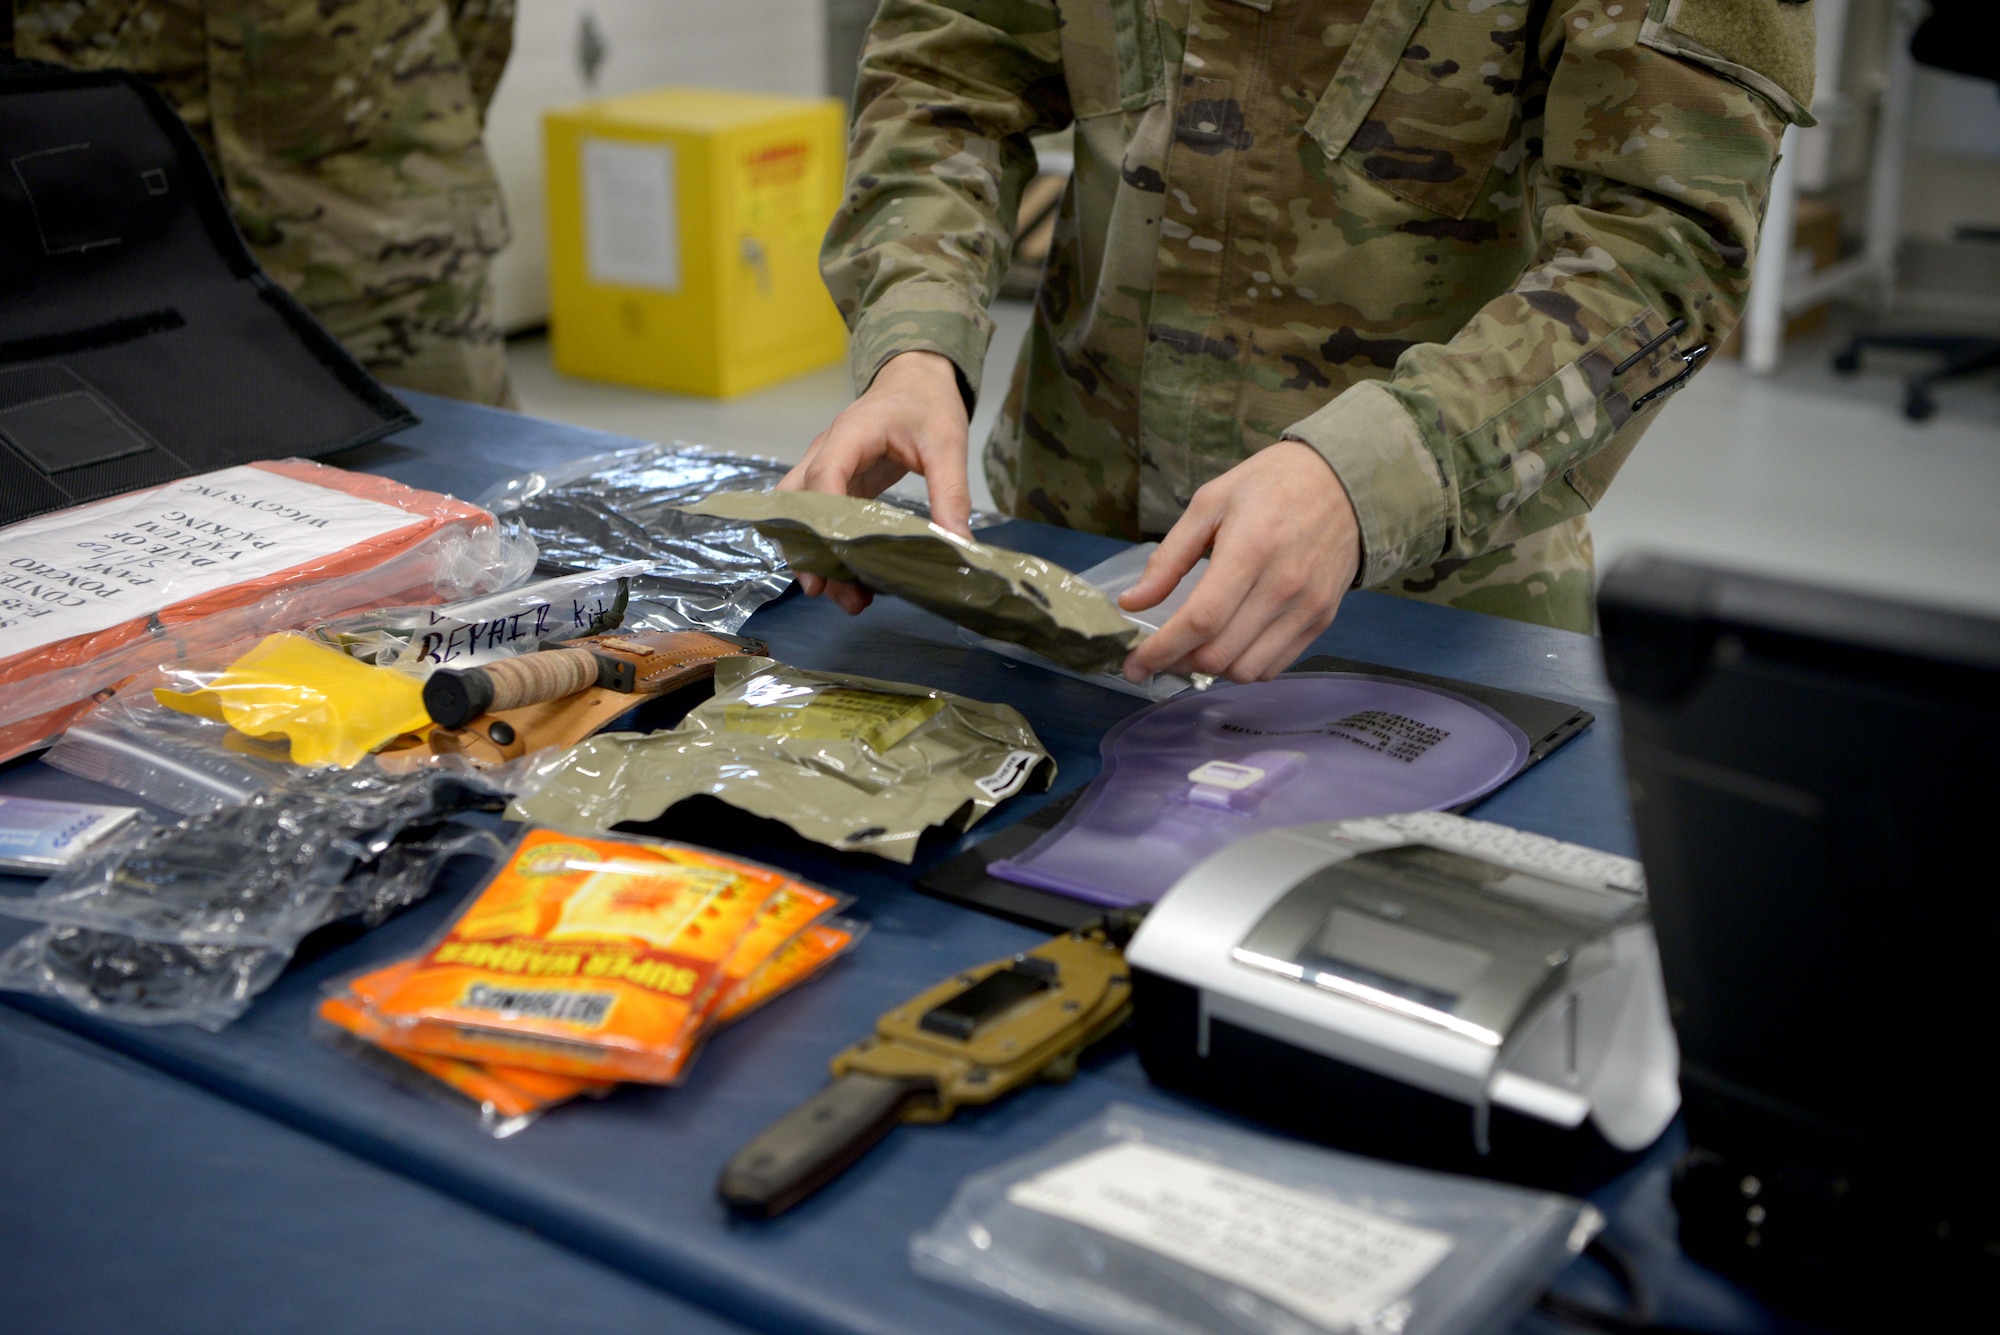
[485,0,827,332]
[1899,67,2000,246]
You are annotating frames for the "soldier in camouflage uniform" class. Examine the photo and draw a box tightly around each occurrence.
[784,0,1816,679]
[3,1,517,407]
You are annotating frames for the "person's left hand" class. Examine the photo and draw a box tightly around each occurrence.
[1118,442,1362,684]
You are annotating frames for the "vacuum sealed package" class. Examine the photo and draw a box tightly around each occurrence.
[0,459,528,763]
[477,442,796,634]
[152,632,433,768]
[313,562,648,669]
[512,656,1055,863]
[0,795,145,874]
[963,542,1213,701]
[682,492,1142,674]
[351,828,813,1083]
[0,769,508,1029]
[987,674,1531,908]
[911,1103,1599,1335]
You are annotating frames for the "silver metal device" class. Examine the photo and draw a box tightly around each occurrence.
[1126,812,1679,1162]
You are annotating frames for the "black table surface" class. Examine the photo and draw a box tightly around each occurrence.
[0,393,1800,1334]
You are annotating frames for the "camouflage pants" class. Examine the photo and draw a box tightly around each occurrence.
[8,0,516,408]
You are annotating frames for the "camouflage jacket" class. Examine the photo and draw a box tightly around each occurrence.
[6,0,517,405]
[824,0,1814,629]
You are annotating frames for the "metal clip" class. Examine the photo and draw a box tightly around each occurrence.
[1632,341,1712,412]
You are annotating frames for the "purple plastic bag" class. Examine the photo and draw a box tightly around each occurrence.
[990,674,1531,907]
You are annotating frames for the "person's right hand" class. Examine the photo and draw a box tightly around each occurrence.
[778,350,972,615]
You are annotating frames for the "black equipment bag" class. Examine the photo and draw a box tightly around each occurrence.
[0,60,414,527]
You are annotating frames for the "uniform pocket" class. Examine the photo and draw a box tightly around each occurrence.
[1060,0,1168,118]
[1308,0,1531,220]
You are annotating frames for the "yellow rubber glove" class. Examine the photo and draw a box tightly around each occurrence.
[156,633,431,768]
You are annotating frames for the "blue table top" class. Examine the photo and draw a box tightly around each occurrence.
[0,393,1789,1335]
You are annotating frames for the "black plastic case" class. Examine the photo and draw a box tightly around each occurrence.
[0,61,414,526]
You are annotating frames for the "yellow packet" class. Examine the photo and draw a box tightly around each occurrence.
[363,829,789,1083]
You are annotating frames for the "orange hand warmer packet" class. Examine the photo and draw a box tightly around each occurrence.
[355,830,835,1083]
[318,984,611,1134]
[718,920,865,1025]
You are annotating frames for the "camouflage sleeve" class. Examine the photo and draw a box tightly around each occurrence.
[1288,0,1807,590]
[822,0,1071,401]
[448,0,516,118]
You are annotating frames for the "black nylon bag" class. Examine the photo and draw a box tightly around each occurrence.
[0,61,415,527]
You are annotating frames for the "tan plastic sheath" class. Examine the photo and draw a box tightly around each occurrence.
[481,648,599,713]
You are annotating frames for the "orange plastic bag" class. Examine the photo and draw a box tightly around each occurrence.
[0,459,511,762]
[361,829,795,1083]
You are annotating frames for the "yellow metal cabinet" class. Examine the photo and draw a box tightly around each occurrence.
[545,88,849,398]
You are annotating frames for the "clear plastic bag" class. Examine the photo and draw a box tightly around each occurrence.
[5,769,505,946]
[910,1103,1600,1335]
[312,561,649,670]
[0,925,290,1030]
[0,829,506,1031]
[477,442,797,634]
[0,458,534,763]
[45,688,329,816]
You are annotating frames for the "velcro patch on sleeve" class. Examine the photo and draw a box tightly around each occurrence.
[1640,0,1818,125]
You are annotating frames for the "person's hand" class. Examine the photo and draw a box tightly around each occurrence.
[1119,442,1361,684]
[778,350,971,614]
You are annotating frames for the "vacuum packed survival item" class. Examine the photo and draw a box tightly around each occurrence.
[1,64,412,531]
[682,491,1141,674]
[342,829,859,1084]
[0,769,507,1029]
[511,656,1054,863]
[719,915,1138,1218]
[910,1103,1601,1335]
[385,628,767,768]
[0,459,517,763]
[985,673,1532,910]
[0,795,145,874]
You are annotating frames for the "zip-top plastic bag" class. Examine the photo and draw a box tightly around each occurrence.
[911,1103,1600,1335]
[510,656,1054,863]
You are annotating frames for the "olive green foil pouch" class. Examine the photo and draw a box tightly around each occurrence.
[509,657,1055,863]
[680,492,1142,674]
